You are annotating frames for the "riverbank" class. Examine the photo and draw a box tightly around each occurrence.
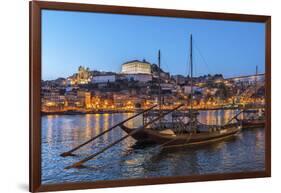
[41,106,265,116]
[41,109,137,116]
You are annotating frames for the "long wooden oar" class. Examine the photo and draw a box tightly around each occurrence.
[60,105,157,157]
[65,104,184,169]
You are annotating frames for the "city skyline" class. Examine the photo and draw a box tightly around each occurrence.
[42,10,265,80]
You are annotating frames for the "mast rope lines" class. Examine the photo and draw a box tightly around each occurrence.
[65,104,184,169]
[60,105,157,157]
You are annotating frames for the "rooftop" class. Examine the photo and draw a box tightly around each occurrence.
[122,59,151,65]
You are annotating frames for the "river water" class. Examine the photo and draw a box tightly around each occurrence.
[41,110,265,184]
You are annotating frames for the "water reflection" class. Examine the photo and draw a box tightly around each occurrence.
[41,110,265,184]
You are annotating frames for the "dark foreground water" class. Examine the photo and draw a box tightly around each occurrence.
[41,110,265,184]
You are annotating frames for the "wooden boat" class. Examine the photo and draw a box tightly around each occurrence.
[120,111,200,142]
[144,123,241,147]
[239,109,265,129]
[242,120,264,128]
[119,124,151,142]
[121,121,241,147]
[241,119,264,128]
[238,66,265,129]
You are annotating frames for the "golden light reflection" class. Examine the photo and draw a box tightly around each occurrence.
[103,113,109,141]
[61,117,72,145]
[255,129,265,149]
[206,111,211,125]
[94,114,100,135]
[47,115,54,144]
[85,114,91,138]
[224,110,231,125]
[217,110,222,125]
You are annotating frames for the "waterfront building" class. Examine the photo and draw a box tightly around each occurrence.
[77,91,92,109]
[113,93,126,108]
[91,95,101,109]
[113,93,143,109]
[121,60,151,74]
[42,89,65,112]
[85,92,92,109]
[64,91,79,109]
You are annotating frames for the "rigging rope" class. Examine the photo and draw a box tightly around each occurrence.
[193,39,212,75]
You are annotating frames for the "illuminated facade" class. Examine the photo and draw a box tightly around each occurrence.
[77,66,91,84]
[121,60,151,74]
[67,66,92,85]
[77,91,92,108]
[42,90,65,112]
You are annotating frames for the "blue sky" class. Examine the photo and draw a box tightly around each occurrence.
[42,10,265,80]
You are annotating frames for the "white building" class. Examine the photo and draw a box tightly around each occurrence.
[121,60,151,74]
[92,75,116,83]
[121,74,152,82]
[230,74,265,85]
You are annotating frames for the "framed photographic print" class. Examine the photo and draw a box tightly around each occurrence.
[30,1,271,192]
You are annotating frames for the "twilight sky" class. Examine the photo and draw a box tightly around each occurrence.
[42,10,265,80]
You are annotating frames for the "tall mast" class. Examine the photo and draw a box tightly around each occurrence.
[255,65,258,102]
[190,34,193,111]
[158,50,162,111]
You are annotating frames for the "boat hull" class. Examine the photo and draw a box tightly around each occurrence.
[242,120,265,129]
[119,124,151,142]
[144,126,241,147]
